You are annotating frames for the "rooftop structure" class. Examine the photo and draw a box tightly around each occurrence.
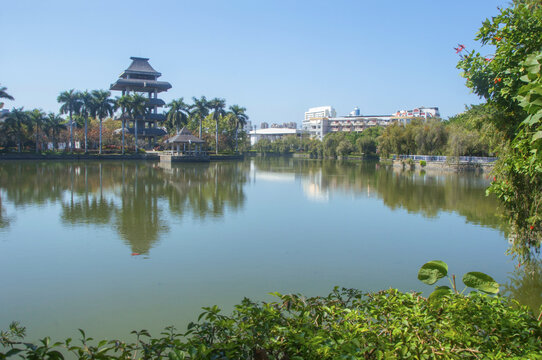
[110,57,172,150]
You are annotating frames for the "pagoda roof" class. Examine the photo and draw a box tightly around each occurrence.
[121,57,162,78]
[110,78,172,92]
[165,127,205,144]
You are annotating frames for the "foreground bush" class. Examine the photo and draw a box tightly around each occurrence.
[1,288,541,359]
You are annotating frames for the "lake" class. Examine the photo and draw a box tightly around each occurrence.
[0,158,539,342]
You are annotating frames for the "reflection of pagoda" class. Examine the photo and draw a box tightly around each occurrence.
[110,57,172,148]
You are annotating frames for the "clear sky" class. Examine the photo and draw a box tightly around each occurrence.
[1,0,509,126]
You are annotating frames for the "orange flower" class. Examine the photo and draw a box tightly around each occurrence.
[494,36,502,41]
[494,78,502,84]
[530,226,535,230]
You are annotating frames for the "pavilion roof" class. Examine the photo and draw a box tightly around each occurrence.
[165,127,205,144]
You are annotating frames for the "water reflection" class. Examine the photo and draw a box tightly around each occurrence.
[0,158,504,255]
[251,157,505,231]
[503,259,542,314]
[0,161,248,254]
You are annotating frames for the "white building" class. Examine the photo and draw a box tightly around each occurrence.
[249,128,303,146]
[302,106,336,140]
[328,114,392,133]
[391,107,440,125]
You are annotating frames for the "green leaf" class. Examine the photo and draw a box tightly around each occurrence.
[417,260,448,285]
[462,272,499,294]
[428,286,452,303]
[532,131,542,142]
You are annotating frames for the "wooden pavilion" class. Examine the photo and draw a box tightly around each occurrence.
[164,127,206,156]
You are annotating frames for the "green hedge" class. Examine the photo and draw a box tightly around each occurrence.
[1,288,541,359]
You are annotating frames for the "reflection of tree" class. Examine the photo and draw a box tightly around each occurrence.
[159,162,248,219]
[502,259,542,314]
[0,161,248,254]
[0,192,9,229]
[115,163,168,254]
[252,157,505,232]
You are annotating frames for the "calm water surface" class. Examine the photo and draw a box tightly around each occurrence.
[0,158,539,341]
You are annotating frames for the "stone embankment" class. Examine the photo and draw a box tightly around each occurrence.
[392,159,494,173]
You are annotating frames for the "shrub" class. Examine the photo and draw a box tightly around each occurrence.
[420,160,426,167]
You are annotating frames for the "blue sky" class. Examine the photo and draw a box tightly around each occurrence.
[1,0,509,126]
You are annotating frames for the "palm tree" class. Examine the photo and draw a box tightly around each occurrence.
[166,98,190,134]
[77,91,93,153]
[57,90,81,151]
[28,109,47,153]
[115,95,131,155]
[0,84,14,109]
[90,90,115,155]
[229,105,249,152]
[190,96,209,139]
[4,108,30,152]
[129,93,148,152]
[209,98,226,154]
[45,113,66,150]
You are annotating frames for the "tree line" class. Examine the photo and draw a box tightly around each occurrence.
[0,87,249,154]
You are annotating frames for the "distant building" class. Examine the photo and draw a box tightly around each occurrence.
[328,113,392,133]
[249,128,303,146]
[260,122,269,129]
[303,105,440,139]
[390,107,440,125]
[302,106,336,140]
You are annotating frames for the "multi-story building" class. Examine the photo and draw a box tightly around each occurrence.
[302,106,336,140]
[303,105,440,139]
[328,114,392,133]
[390,107,440,125]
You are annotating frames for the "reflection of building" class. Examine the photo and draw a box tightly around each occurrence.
[110,57,172,149]
[249,128,303,145]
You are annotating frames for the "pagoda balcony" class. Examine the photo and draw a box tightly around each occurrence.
[126,127,167,136]
[147,98,166,107]
[117,113,166,122]
[110,78,172,92]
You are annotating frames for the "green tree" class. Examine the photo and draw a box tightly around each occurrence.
[115,95,131,154]
[4,108,30,152]
[190,96,209,139]
[458,1,542,260]
[57,89,81,151]
[44,113,66,150]
[128,94,147,152]
[76,90,93,152]
[229,105,248,152]
[209,98,227,154]
[28,109,47,153]
[0,84,14,109]
[166,98,190,134]
[357,136,377,156]
[457,1,542,134]
[90,90,115,155]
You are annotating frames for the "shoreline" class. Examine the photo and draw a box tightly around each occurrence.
[0,153,244,162]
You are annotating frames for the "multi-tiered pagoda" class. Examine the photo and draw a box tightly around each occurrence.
[110,57,172,149]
